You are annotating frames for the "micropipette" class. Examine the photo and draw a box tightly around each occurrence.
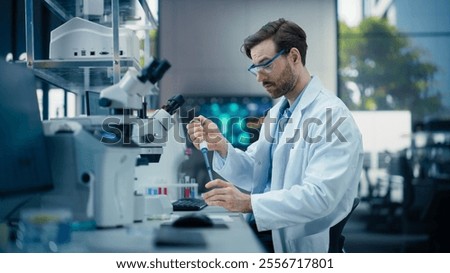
[191,118,214,181]
[199,141,214,181]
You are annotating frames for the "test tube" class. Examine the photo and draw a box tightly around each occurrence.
[190,178,197,198]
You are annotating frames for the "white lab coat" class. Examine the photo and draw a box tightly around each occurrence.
[213,77,363,252]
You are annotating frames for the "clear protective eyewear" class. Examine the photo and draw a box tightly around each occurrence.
[247,49,286,76]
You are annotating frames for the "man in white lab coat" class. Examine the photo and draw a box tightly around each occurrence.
[187,18,363,253]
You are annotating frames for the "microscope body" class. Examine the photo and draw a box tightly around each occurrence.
[41,58,184,228]
[43,117,139,228]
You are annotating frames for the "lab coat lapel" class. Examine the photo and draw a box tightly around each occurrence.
[270,77,323,190]
[251,104,280,193]
[279,76,322,149]
[266,98,294,190]
[278,109,302,147]
[270,102,304,190]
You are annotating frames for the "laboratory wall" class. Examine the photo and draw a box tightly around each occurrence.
[0,1,61,62]
[0,1,25,59]
[158,0,337,105]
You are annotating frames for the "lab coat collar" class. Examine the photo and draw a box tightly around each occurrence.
[268,76,322,146]
[270,76,321,114]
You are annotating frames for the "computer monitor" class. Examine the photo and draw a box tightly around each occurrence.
[0,60,53,220]
[85,90,110,116]
[181,95,273,150]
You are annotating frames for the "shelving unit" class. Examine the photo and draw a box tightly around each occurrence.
[25,0,157,95]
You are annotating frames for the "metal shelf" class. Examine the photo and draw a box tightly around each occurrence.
[41,0,157,27]
[25,0,156,95]
[31,58,140,92]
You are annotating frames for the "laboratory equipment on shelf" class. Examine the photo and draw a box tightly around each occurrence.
[49,17,140,61]
[25,0,158,94]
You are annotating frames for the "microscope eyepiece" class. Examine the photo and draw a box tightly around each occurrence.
[138,59,171,84]
[99,97,112,107]
[163,94,185,115]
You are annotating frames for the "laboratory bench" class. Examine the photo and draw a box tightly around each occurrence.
[3,206,265,253]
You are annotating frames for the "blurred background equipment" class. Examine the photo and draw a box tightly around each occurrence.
[179,95,273,193]
[403,119,450,251]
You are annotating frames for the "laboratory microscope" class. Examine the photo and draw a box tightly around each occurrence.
[42,58,184,228]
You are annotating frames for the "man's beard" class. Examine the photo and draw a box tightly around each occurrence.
[264,64,297,99]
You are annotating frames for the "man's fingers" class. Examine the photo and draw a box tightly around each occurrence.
[205,200,227,208]
[192,131,204,140]
[196,115,207,124]
[187,122,206,145]
[204,192,227,201]
[205,179,230,189]
[203,180,231,200]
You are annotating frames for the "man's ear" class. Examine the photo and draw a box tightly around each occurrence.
[290,48,301,64]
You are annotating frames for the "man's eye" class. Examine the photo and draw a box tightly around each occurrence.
[257,61,270,67]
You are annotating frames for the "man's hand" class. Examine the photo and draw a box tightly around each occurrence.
[186,115,228,158]
[202,179,252,213]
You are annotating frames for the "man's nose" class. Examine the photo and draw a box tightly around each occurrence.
[256,72,265,82]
